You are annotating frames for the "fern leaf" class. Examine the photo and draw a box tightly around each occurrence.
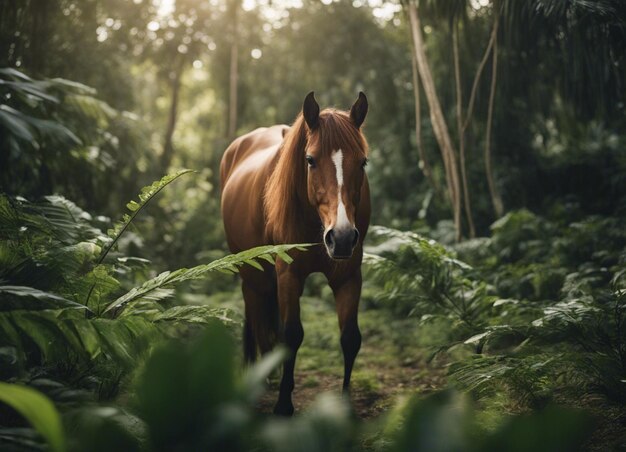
[152,306,238,326]
[97,169,194,264]
[91,317,159,366]
[245,259,264,271]
[103,243,311,316]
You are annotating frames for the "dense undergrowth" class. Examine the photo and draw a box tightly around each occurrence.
[365,210,626,417]
[0,174,308,451]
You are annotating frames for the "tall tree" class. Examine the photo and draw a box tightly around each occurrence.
[407,1,463,241]
[410,41,438,196]
[228,0,240,138]
[148,0,221,171]
[452,22,476,237]
[161,57,185,171]
[484,9,503,218]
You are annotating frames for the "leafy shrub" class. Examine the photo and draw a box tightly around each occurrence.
[364,226,494,341]
[0,68,154,215]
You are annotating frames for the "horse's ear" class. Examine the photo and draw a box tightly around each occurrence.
[303,91,320,130]
[350,91,368,129]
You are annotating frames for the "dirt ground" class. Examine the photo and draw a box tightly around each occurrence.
[255,295,447,418]
[250,295,626,451]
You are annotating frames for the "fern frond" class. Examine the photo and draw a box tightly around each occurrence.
[98,169,194,264]
[368,225,472,270]
[103,243,311,316]
[449,353,557,405]
[152,306,238,326]
[365,225,488,328]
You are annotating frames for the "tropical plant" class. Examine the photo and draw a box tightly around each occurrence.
[0,67,155,215]
[365,226,493,339]
[0,171,310,407]
[367,211,626,411]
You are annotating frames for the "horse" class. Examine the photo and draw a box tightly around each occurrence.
[220,92,370,415]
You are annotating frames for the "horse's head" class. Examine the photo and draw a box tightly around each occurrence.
[301,92,368,260]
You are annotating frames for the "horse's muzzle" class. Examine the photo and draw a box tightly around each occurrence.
[324,227,359,259]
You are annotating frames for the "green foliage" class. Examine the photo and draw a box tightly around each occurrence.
[0,286,89,311]
[1,1,626,449]
[0,172,309,408]
[0,68,154,216]
[382,389,592,452]
[0,382,65,452]
[100,169,194,265]
[459,213,626,403]
[2,323,592,452]
[137,322,239,450]
[0,187,599,451]
[368,211,626,410]
[0,69,81,150]
[0,193,107,305]
[365,226,492,337]
[106,243,309,316]
[447,354,556,408]
[63,406,145,452]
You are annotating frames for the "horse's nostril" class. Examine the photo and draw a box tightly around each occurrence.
[352,228,359,247]
[325,229,334,247]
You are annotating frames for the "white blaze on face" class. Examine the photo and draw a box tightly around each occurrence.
[331,149,351,231]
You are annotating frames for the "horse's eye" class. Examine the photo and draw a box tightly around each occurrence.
[305,155,316,168]
[362,158,368,168]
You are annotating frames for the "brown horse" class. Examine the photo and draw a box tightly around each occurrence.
[220,92,370,415]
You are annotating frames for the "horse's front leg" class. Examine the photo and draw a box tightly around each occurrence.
[331,270,362,394]
[274,268,304,416]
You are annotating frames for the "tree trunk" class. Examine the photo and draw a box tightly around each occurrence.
[453,24,476,238]
[485,12,504,218]
[408,2,463,241]
[228,0,239,139]
[410,47,438,195]
[463,14,498,132]
[25,0,54,74]
[161,61,184,172]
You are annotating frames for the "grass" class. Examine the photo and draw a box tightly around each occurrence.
[190,276,448,417]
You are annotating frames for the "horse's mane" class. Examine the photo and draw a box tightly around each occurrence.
[264,109,368,244]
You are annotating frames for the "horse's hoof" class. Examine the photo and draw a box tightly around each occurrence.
[273,401,294,416]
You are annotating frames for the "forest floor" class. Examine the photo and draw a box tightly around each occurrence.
[205,283,625,450]
[254,294,448,418]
